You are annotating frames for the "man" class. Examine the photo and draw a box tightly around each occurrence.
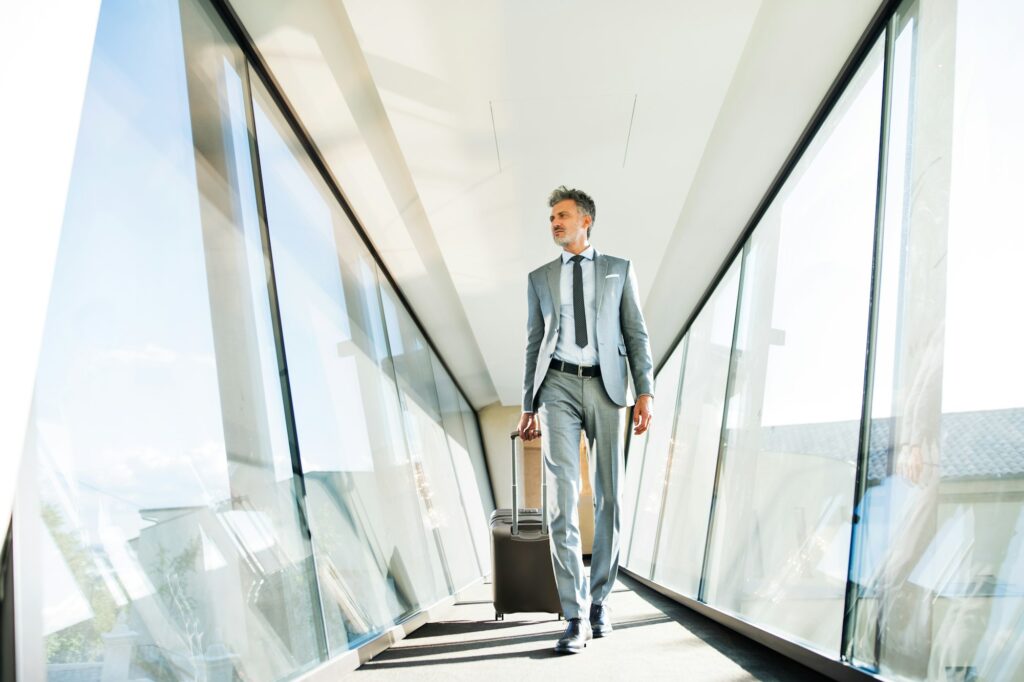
[518,186,654,654]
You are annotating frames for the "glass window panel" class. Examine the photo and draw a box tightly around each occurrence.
[430,354,492,575]
[251,79,448,652]
[622,343,686,578]
[846,1,1024,678]
[29,0,326,677]
[702,40,884,654]
[651,257,741,597]
[378,280,480,592]
[620,420,649,566]
[458,394,496,516]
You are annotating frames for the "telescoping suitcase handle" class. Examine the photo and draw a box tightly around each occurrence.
[509,430,547,537]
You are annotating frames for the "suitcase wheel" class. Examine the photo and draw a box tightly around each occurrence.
[495,611,504,621]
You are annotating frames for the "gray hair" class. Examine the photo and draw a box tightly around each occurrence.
[548,185,596,237]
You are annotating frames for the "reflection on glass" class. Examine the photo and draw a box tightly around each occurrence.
[846,1,1024,678]
[25,0,495,673]
[252,80,450,652]
[459,394,495,515]
[621,422,648,568]
[701,40,883,653]
[651,258,741,596]
[622,344,686,578]
[378,280,479,592]
[431,353,492,575]
[32,0,325,678]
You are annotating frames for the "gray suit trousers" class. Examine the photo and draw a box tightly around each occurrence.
[536,368,625,619]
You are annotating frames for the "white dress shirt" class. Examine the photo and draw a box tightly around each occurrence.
[553,245,599,366]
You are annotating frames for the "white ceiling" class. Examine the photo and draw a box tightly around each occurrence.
[232,0,881,409]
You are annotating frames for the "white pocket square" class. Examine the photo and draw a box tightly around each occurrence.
[605,273,619,278]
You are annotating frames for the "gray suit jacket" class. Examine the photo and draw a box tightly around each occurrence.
[522,249,654,412]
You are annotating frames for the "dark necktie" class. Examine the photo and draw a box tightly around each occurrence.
[571,255,588,348]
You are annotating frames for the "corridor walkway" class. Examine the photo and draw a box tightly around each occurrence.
[353,569,829,681]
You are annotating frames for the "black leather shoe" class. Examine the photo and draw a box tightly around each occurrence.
[589,602,613,637]
[554,617,592,653]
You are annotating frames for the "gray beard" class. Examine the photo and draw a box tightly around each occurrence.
[553,234,572,247]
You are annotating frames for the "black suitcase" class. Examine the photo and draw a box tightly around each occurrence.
[489,431,563,620]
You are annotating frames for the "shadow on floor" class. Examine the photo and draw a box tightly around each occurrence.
[376,614,673,663]
[399,618,551,638]
[614,572,829,681]
[360,563,830,680]
[360,618,683,671]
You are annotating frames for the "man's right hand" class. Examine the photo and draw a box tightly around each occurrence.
[518,412,540,441]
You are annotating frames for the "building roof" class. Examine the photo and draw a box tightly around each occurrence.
[751,408,1024,481]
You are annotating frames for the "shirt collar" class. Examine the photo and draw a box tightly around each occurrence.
[561,245,596,264]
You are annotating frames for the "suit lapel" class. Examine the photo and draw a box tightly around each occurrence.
[594,249,609,313]
[546,257,562,316]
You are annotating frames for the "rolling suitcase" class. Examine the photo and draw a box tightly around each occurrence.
[489,430,563,620]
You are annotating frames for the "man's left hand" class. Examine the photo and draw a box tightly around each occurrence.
[633,395,653,435]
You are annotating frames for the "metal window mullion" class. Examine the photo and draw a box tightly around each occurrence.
[461,397,496,512]
[697,245,748,604]
[840,11,898,669]
[2,520,15,682]
[240,60,331,662]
